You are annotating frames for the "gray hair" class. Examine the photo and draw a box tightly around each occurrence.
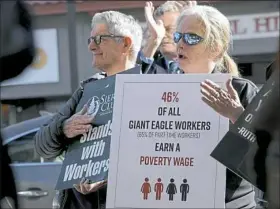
[154,1,189,18]
[91,11,142,61]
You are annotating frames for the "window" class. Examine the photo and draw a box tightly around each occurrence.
[7,132,40,163]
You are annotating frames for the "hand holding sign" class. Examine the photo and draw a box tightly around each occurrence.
[200,78,244,123]
[62,105,94,138]
[73,178,107,195]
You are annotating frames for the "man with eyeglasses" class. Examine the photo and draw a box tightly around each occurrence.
[34,11,144,209]
[138,1,197,74]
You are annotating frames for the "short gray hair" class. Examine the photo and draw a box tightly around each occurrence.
[154,1,188,18]
[91,11,142,61]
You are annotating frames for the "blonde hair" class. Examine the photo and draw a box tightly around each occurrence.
[177,5,240,77]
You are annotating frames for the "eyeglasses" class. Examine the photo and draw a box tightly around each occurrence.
[87,35,124,45]
[173,32,203,45]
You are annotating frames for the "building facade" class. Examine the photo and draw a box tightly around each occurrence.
[1,1,279,126]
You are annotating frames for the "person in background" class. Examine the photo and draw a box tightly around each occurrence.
[0,1,34,209]
[139,1,197,74]
[174,5,260,208]
[254,53,279,209]
[0,1,34,81]
[34,11,143,209]
[264,63,279,209]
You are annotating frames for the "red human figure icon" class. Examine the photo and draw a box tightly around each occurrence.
[141,177,151,200]
[154,178,164,200]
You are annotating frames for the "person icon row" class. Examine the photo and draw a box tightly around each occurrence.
[141,177,190,201]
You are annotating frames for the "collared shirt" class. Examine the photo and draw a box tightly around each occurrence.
[138,50,154,65]
[168,61,182,74]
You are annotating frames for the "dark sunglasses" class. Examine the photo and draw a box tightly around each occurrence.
[173,32,203,45]
[87,34,124,45]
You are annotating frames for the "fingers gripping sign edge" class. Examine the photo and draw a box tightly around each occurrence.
[74,180,107,195]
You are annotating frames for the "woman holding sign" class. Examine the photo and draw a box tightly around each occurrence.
[173,5,259,209]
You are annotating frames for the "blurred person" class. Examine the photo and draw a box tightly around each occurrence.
[139,1,197,74]
[253,58,279,196]
[265,55,278,80]
[0,1,34,209]
[0,1,34,81]
[264,76,279,209]
[174,5,260,208]
[34,11,143,209]
[266,136,280,209]
[253,52,279,209]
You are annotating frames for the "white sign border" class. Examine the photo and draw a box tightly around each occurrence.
[107,74,229,209]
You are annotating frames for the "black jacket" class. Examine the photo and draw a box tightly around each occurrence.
[147,51,169,74]
[254,62,279,208]
[138,51,171,74]
[213,70,259,209]
[215,72,259,209]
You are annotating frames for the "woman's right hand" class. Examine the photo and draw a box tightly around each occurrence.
[62,105,93,138]
[144,1,165,42]
[200,78,245,124]
[74,179,107,195]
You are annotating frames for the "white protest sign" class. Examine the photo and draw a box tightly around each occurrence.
[106,74,230,209]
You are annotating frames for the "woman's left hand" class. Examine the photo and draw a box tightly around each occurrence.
[200,78,244,123]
